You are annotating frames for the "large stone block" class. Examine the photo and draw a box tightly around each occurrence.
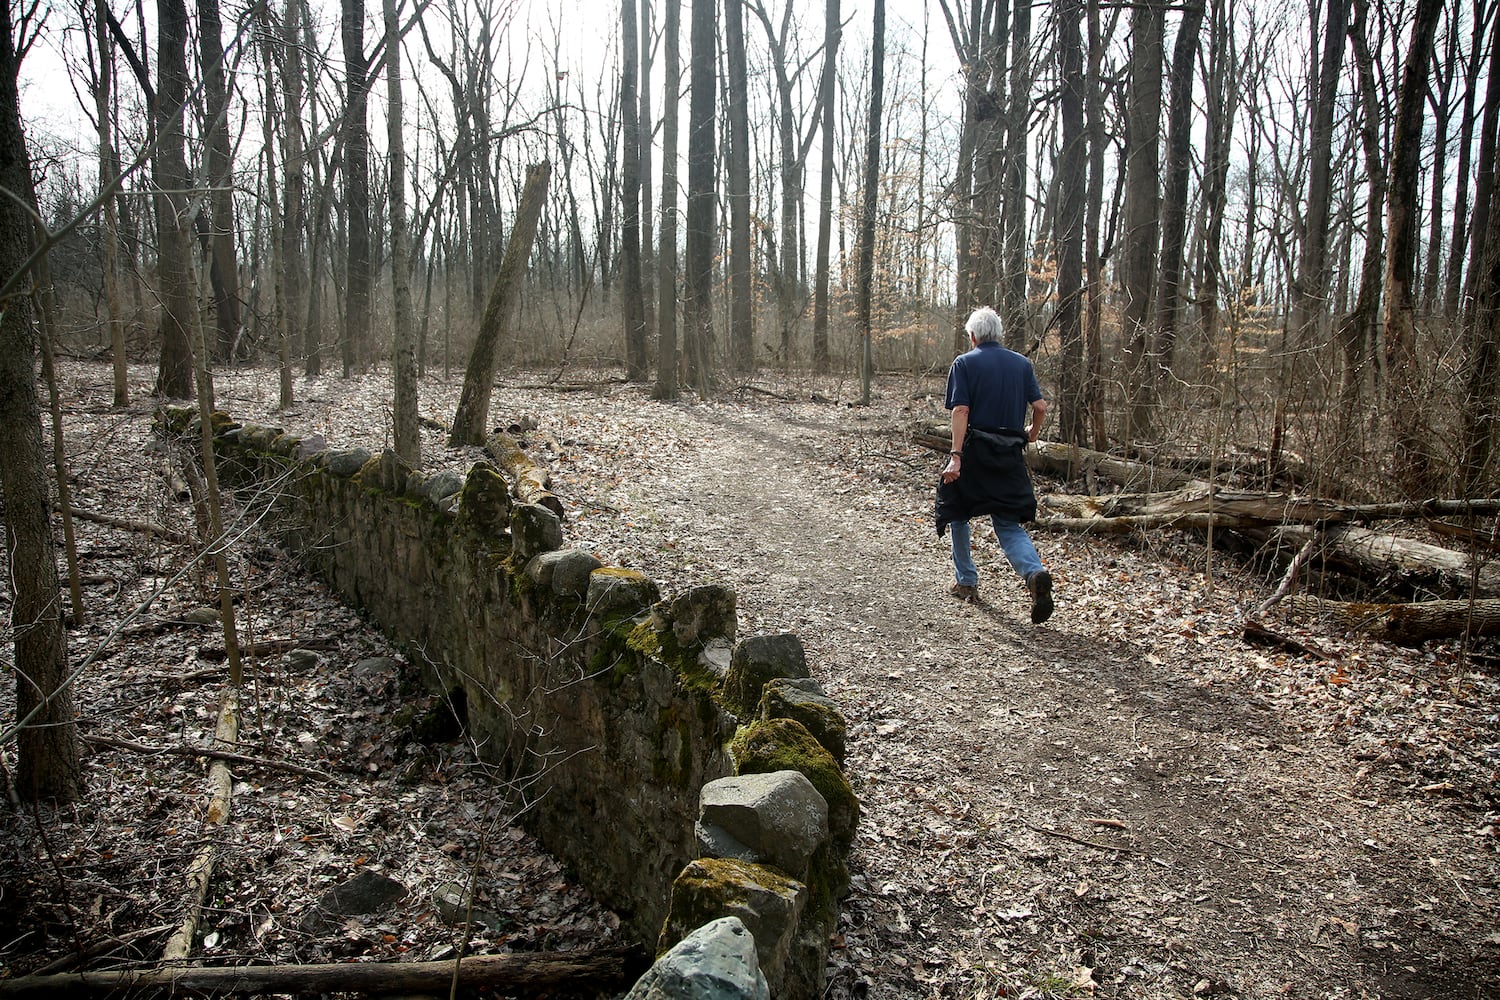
[511,502,563,563]
[626,916,769,1000]
[526,549,603,597]
[456,463,513,536]
[759,677,846,765]
[586,567,661,618]
[657,860,803,995]
[697,771,829,881]
[655,584,737,649]
[724,634,808,717]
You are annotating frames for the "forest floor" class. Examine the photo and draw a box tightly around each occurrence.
[2,360,1498,1000]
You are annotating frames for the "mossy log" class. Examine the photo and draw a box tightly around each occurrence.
[1285,596,1500,645]
[485,430,564,518]
[0,948,644,998]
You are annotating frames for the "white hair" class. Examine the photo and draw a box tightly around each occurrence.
[965,307,1002,344]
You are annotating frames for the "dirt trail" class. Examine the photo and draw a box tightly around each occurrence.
[557,400,1499,1000]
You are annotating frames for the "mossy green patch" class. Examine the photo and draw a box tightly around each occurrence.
[730,718,858,853]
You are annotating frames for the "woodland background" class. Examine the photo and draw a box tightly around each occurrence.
[1,0,1498,793]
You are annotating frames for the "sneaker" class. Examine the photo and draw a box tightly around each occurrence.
[1027,570,1054,624]
[948,583,980,604]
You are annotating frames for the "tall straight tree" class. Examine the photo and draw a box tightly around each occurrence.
[811,0,840,373]
[1000,0,1030,351]
[938,0,991,354]
[341,0,371,375]
[683,0,717,396]
[199,0,242,360]
[857,0,884,405]
[1288,0,1350,351]
[725,0,753,371]
[1443,2,1496,318]
[90,0,127,405]
[1152,0,1205,370]
[653,0,682,400]
[621,0,648,380]
[386,0,418,465]
[1462,9,1500,322]
[1120,0,1164,441]
[283,0,311,378]
[0,0,82,802]
[1055,0,1086,444]
[1383,0,1444,497]
[154,0,195,399]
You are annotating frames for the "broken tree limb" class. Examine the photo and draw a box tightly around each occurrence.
[484,431,565,518]
[81,734,333,781]
[197,636,339,661]
[0,947,646,998]
[1284,596,1500,645]
[59,505,191,545]
[161,689,237,961]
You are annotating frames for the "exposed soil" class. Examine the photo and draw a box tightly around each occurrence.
[4,362,1498,999]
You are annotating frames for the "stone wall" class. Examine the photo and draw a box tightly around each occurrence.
[197,412,856,997]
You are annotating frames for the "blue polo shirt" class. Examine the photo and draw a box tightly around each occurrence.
[945,341,1044,432]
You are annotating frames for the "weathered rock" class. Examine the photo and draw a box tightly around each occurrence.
[431,881,506,931]
[697,771,829,880]
[527,549,604,597]
[586,568,661,618]
[283,648,321,671]
[655,868,798,998]
[510,503,564,563]
[456,463,512,536]
[324,447,372,479]
[627,916,768,1000]
[301,870,407,931]
[178,607,221,626]
[361,448,414,493]
[294,433,328,460]
[724,634,808,717]
[759,678,847,765]
[729,719,856,855]
[657,585,738,649]
[417,469,464,506]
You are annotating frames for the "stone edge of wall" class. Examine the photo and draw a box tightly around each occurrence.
[173,408,857,998]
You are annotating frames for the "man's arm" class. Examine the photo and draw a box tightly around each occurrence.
[1026,398,1048,442]
[943,405,969,483]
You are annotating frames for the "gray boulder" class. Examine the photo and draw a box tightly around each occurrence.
[526,549,603,597]
[696,771,829,880]
[324,447,372,479]
[301,870,407,931]
[759,677,847,765]
[724,634,808,717]
[626,916,770,1000]
[510,503,563,563]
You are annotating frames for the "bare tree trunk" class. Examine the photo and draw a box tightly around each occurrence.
[0,6,82,802]
[940,0,985,355]
[1055,0,1086,444]
[257,32,290,408]
[1462,153,1500,497]
[1444,2,1493,319]
[652,0,681,400]
[684,0,717,397]
[639,0,656,338]
[1152,0,1205,371]
[725,0,753,372]
[1120,0,1163,442]
[1000,0,1030,352]
[449,161,551,446]
[1336,0,1386,445]
[1422,14,1457,311]
[1383,0,1444,497]
[199,0,242,362]
[1197,0,1234,381]
[811,0,840,374]
[284,0,309,384]
[341,0,371,375]
[1461,9,1500,324]
[1083,0,1113,451]
[386,0,418,465]
[90,0,128,407]
[857,0,884,406]
[153,0,195,400]
[621,0,648,381]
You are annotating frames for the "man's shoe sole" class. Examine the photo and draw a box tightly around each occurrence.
[1030,572,1054,624]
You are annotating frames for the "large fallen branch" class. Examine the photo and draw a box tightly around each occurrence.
[59,504,191,545]
[0,947,645,998]
[81,733,333,781]
[1259,525,1500,597]
[1284,596,1500,645]
[485,431,565,518]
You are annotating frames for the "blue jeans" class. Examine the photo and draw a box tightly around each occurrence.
[951,517,1045,586]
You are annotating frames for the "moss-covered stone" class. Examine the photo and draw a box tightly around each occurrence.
[456,463,513,536]
[585,567,660,618]
[657,857,806,993]
[729,718,857,854]
[724,634,809,718]
[511,503,563,563]
[759,678,847,765]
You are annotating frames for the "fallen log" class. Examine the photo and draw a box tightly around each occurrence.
[484,431,565,518]
[1260,525,1500,598]
[59,505,191,545]
[197,636,339,662]
[0,947,646,998]
[81,734,333,781]
[1284,596,1500,645]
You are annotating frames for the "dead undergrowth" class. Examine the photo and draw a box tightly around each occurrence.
[2,360,1498,999]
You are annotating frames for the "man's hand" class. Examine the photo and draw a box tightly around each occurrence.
[942,455,961,484]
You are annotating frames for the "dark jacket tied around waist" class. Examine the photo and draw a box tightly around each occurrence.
[934,427,1037,535]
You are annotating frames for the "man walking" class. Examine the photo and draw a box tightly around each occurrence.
[935,306,1054,623]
